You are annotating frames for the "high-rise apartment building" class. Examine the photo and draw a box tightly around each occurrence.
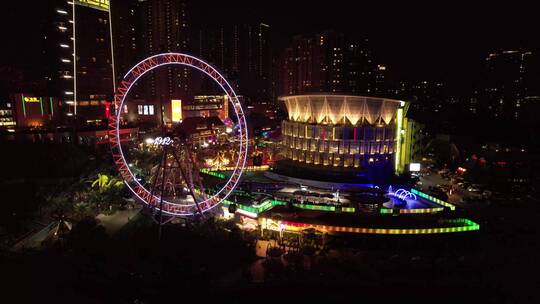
[481,50,533,120]
[195,23,273,105]
[139,0,191,110]
[111,0,143,78]
[278,31,376,96]
[44,0,115,124]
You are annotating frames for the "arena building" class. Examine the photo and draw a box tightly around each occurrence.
[273,94,412,185]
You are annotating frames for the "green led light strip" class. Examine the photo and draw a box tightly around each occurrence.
[380,208,393,214]
[39,97,44,116]
[199,168,226,179]
[411,188,456,211]
[222,197,356,215]
[49,97,54,115]
[21,95,26,117]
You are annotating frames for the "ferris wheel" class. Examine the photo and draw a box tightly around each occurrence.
[108,53,248,216]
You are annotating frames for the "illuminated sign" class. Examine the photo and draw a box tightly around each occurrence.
[171,99,182,122]
[409,163,421,172]
[153,137,174,146]
[24,97,40,103]
[75,0,110,11]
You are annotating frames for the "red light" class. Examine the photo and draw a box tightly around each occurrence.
[105,102,111,119]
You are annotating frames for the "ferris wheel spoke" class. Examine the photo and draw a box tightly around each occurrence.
[170,147,204,215]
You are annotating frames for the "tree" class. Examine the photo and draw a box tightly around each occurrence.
[87,174,127,213]
[91,174,124,191]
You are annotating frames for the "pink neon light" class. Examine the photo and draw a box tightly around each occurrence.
[109,53,248,216]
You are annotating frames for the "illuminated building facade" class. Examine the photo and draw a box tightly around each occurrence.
[177,116,226,145]
[0,100,16,129]
[120,99,160,125]
[110,0,142,78]
[44,0,114,123]
[182,95,229,121]
[277,94,411,183]
[139,0,191,105]
[8,94,61,128]
[121,95,230,127]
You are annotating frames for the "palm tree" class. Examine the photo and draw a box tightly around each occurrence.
[88,174,126,213]
[91,173,123,192]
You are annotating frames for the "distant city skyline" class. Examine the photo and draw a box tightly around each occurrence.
[2,1,539,93]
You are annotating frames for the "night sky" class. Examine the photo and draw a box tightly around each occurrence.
[192,1,540,84]
[2,1,539,89]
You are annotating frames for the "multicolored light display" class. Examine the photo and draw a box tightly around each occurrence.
[260,218,480,235]
[219,191,478,235]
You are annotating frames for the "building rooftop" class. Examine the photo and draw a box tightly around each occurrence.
[279,94,403,125]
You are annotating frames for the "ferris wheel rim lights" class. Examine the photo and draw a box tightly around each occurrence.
[109,53,248,216]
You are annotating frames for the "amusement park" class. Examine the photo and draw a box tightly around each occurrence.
[102,52,480,240]
[4,1,540,303]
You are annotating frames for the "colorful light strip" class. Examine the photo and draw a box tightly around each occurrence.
[380,208,393,214]
[262,218,479,235]
[411,189,456,211]
[21,95,26,117]
[380,207,445,214]
[205,165,269,172]
[199,168,226,179]
[49,97,54,115]
[39,97,44,116]
[395,107,403,173]
[399,207,444,214]
[224,195,447,218]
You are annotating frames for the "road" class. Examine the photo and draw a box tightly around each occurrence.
[418,171,475,205]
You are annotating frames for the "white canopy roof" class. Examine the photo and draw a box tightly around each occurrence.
[280,94,403,125]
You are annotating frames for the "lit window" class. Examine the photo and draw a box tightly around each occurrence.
[123,105,128,114]
[138,105,143,115]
